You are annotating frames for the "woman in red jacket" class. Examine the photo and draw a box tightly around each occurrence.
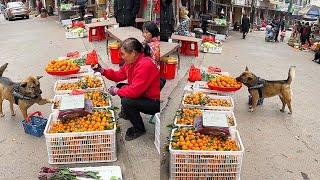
[93,38,160,141]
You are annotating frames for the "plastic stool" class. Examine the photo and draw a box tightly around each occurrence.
[88,26,105,42]
[180,41,199,57]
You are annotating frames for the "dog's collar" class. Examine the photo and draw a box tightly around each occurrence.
[248,77,265,90]
[12,83,38,102]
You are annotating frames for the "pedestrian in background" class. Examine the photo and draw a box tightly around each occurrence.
[114,0,140,27]
[241,14,250,39]
[272,18,280,42]
[160,0,174,42]
[280,29,286,42]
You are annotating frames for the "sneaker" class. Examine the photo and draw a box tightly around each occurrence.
[118,110,129,120]
[125,127,146,141]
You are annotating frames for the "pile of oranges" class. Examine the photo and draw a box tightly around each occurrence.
[171,128,239,151]
[208,76,241,89]
[183,92,206,105]
[85,91,110,107]
[176,108,202,125]
[81,76,103,89]
[46,60,79,72]
[57,76,103,91]
[206,99,232,107]
[183,92,232,107]
[49,110,114,133]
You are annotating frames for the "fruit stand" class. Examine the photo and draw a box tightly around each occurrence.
[167,65,245,179]
[44,51,118,165]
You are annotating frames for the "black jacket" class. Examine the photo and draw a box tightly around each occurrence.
[160,0,174,41]
[114,0,140,26]
[241,16,250,33]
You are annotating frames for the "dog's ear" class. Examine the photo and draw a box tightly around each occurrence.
[36,76,43,80]
[245,66,249,71]
[20,82,27,88]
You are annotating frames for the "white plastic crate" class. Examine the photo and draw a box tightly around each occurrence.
[182,94,234,111]
[51,92,112,112]
[169,129,244,180]
[54,76,105,94]
[44,110,117,164]
[202,46,223,54]
[174,109,237,130]
[65,31,87,39]
[155,113,160,154]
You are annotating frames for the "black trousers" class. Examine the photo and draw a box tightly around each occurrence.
[274,31,279,42]
[314,52,320,60]
[116,83,160,131]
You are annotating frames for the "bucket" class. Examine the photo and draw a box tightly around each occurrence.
[109,47,121,64]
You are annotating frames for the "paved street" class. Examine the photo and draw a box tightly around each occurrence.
[0,15,159,180]
[160,31,320,179]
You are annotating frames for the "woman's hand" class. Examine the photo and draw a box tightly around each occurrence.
[108,86,119,96]
[91,63,103,73]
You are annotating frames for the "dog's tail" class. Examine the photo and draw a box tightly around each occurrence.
[0,63,8,77]
[287,66,296,84]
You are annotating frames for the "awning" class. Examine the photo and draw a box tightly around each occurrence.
[298,5,320,16]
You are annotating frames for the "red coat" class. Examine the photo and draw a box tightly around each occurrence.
[102,53,160,100]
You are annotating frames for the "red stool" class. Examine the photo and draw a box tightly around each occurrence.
[180,41,199,57]
[88,26,106,42]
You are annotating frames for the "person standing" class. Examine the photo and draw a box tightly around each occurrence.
[305,22,312,47]
[114,0,140,27]
[160,0,174,41]
[241,14,250,39]
[272,18,280,42]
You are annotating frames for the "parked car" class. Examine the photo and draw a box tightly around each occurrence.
[4,2,29,21]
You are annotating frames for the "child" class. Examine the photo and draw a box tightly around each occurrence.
[280,29,286,42]
[176,7,192,37]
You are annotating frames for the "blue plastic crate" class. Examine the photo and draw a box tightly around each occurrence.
[22,112,48,137]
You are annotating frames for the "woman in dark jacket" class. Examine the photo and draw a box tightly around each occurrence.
[160,0,175,41]
[114,0,140,27]
[241,14,250,39]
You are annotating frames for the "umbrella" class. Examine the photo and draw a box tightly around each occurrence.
[298,5,320,16]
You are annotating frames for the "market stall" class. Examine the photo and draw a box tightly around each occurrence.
[58,3,78,21]
[166,65,245,179]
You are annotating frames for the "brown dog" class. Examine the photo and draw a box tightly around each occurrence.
[236,66,295,114]
[0,63,53,119]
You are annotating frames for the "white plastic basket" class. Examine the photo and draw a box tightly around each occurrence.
[51,92,112,112]
[202,46,223,54]
[169,129,244,180]
[155,113,160,154]
[182,94,234,111]
[44,110,117,164]
[174,110,237,130]
[54,76,105,94]
[65,31,87,39]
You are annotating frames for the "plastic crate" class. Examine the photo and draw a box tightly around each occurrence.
[44,110,116,164]
[174,110,237,130]
[169,129,244,180]
[54,76,105,94]
[51,92,112,112]
[182,94,234,111]
[155,113,160,154]
[65,31,87,39]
